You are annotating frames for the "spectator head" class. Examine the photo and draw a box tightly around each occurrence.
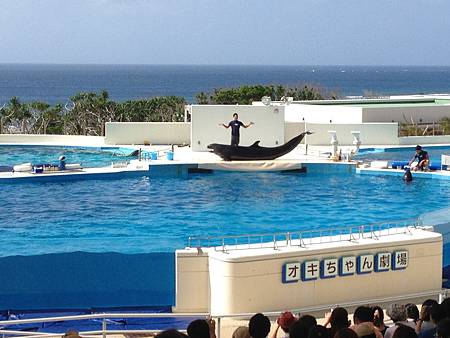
[405,304,419,322]
[330,307,350,329]
[156,329,188,338]
[438,318,450,338]
[334,328,359,338]
[308,325,328,338]
[430,304,444,324]
[372,306,385,327]
[392,325,417,338]
[387,304,407,323]
[353,306,374,325]
[249,313,271,338]
[421,299,439,321]
[64,331,81,338]
[277,311,297,333]
[187,319,210,338]
[232,327,251,338]
[290,315,317,338]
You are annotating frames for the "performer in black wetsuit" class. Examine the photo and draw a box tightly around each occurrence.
[408,145,429,171]
[220,113,254,146]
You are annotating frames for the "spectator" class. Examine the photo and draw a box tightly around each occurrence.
[440,298,450,320]
[392,325,417,338]
[324,307,350,338]
[249,313,271,338]
[406,304,420,324]
[372,306,388,336]
[419,304,444,338]
[334,328,358,338]
[270,311,297,338]
[233,327,251,338]
[350,306,382,338]
[187,319,210,338]
[416,300,439,334]
[156,329,188,338]
[290,315,318,338]
[437,318,450,338]
[309,325,328,338]
[385,304,415,338]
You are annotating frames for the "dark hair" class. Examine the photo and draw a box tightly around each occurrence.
[405,304,419,322]
[416,145,422,150]
[290,315,317,338]
[249,313,271,338]
[353,306,374,323]
[392,325,417,338]
[308,325,328,338]
[372,306,385,327]
[233,113,238,117]
[156,329,189,338]
[187,319,210,338]
[421,299,438,321]
[430,304,444,324]
[330,307,350,329]
[441,298,450,319]
[334,328,358,338]
[438,318,450,338]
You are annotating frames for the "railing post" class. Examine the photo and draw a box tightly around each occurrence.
[439,290,446,304]
[217,317,221,338]
[102,318,107,338]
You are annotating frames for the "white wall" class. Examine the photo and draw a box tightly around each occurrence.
[105,122,190,145]
[399,135,450,145]
[285,104,363,124]
[284,122,399,145]
[362,105,450,123]
[0,134,105,146]
[191,105,285,151]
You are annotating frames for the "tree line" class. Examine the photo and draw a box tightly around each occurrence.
[0,84,326,136]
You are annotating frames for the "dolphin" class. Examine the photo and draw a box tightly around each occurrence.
[207,131,312,161]
[403,168,413,182]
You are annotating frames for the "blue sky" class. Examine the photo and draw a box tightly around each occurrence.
[0,0,449,65]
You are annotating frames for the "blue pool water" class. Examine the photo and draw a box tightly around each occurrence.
[356,145,450,163]
[2,171,450,257]
[0,145,137,168]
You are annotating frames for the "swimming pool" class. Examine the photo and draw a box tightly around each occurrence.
[2,170,450,256]
[0,145,138,168]
[356,145,450,162]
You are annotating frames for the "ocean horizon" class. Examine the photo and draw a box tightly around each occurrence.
[1,64,449,104]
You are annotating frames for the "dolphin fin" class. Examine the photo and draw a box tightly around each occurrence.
[250,141,261,147]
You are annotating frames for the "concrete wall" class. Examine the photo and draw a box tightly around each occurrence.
[105,122,190,145]
[0,134,105,146]
[362,105,450,123]
[285,122,399,146]
[191,105,285,151]
[286,104,363,124]
[399,135,450,145]
[175,229,442,314]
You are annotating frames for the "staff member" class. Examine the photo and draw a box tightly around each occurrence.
[220,113,254,146]
[408,145,429,171]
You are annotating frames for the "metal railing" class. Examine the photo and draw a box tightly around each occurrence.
[187,218,423,252]
[0,288,446,338]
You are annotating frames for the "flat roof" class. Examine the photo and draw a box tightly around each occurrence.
[293,98,450,108]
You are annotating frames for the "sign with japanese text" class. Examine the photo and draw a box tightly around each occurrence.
[282,250,408,284]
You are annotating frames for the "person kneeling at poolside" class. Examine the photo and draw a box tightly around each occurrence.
[408,145,429,171]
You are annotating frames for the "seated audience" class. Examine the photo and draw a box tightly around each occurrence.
[187,319,215,338]
[249,313,271,338]
[323,307,351,338]
[437,318,450,338]
[270,311,297,338]
[372,306,389,336]
[416,300,439,334]
[392,325,418,338]
[155,329,188,338]
[406,304,420,325]
[385,304,416,338]
[290,315,318,338]
[233,327,251,338]
[350,306,382,338]
[419,304,444,338]
[308,325,328,338]
[334,328,358,338]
